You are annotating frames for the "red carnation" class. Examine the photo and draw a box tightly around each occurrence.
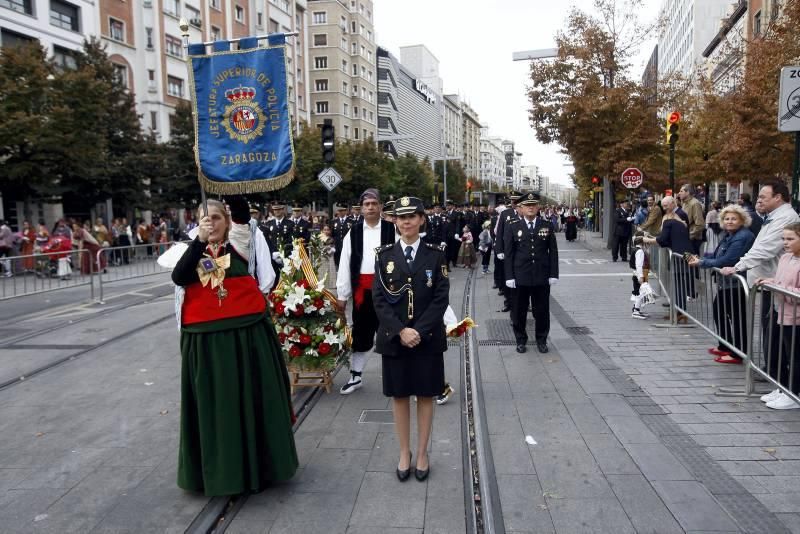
[293,305,305,317]
[278,333,287,344]
[456,325,466,336]
[299,334,312,346]
[318,342,331,355]
[289,345,302,358]
[297,279,310,289]
[275,303,285,315]
[313,299,324,309]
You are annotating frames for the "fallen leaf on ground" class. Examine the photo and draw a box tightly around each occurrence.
[160,410,169,415]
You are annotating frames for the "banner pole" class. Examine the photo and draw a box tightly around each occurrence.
[181,19,209,215]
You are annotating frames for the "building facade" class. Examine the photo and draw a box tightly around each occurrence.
[657,0,732,78]
[502,140,522,191]
[442,94,462,164]
[461,100,481,183]
[521,164,539,192]
[306,0,376,141]
[375,46,440,162]
[479,127,505,190]
[701,0,746,95]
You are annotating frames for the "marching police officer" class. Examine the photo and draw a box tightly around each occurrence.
[331,205,353,269]
[494,192,523,312]
[261,202,295,259]
[372,196,449,482]
[504,192,559,354]
[290,205,311,243]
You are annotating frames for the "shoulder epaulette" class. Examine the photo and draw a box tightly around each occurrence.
[375,243,395,254]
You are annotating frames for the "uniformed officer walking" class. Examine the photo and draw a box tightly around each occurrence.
[373,196,449,482]
[260,202,295,284]
[290,206,311,243]
[504,193,559,354]
[331,205,353,269]
[494,192,522,313]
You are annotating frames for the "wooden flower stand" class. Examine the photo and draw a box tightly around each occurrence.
[287,366,334,394]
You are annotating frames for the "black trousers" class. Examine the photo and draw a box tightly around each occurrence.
[494,255,505,288]
[481,244,492,269]
[611,235,628,261]
[712,287,747,357]
[352,289,379,352]
[512,284,550,344]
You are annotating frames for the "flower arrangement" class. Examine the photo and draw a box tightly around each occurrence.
[447,317,477,338]
[269,239,350,372]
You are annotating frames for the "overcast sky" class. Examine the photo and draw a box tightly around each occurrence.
[374,0,662,186]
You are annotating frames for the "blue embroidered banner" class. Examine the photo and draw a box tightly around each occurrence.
[188,35,294,194]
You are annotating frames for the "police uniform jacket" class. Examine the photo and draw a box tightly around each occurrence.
[504,216,559,286]
[291,217,311,243]
[427,214,445,244]
[260,217,295,254]
[372,241,450,357]
[495,207,520,258]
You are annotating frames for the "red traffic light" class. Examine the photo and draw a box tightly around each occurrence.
[591,176,599,184]
[466,180,472,190]
[668,111,682,124]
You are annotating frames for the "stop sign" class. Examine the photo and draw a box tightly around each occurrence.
[621,168,643,189]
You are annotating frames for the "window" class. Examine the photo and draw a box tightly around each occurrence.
[360,24,365,35]
[361,87,366,98]
[150,111,158,131]
[369,111,373,121]
[167,76,184,97]
[351,42,357,54]
[316,101,328,113]
[165,35,182,57]
[341,59,347,71]
[340,15,347,29]
[341,37,347,50]
[342,81,348,93]
[351,21,356,33]
[360,44,365,57]
[52,45,76,70]
[343,125,349,139]
[211,26,221,41]
[314,56,327,69]
[352,84,358,95]
[313,34,327,46]
[234,5,244,23]
[754,10,762,36]
[257,12,263,27]
[268,19,279,33]
[359,3,364,14]
[1,27,35,47]
[342,102,349,115]
[210,0,220,9]
[312,11,326,24]
[772,1,780,20]
[367,50,372,61]
[148,69,156,91]
[1,0,33,16]
[50,0,80,31]
[352,63,358,75]
[353,106,358,117]
[362,108,366,119]
[368,91,373,103]
[113,63,128,88]
[145,27,153,48]
[354,128,359,140]
[186,5,200,25]
[367,70,372,82]
[367,30,372,42]
[164,0,179,16]
[361,65,366,78]
[109,18,124,42]
[315,79,328,91]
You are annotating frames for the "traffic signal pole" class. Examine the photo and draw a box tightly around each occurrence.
[669,143,676,193]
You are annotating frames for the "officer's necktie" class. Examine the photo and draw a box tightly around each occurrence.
[405,245,414,269]
[529,221,535,234]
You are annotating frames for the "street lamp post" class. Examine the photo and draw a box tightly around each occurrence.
[443,143,450,204]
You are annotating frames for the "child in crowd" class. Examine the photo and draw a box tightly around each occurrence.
[477,220,492,275]
[756,222,800,410]
[457,224,476,269]
[630,234,650,319]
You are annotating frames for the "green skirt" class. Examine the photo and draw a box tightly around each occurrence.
[177,312,298,496]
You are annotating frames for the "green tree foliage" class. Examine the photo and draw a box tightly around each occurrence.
[151,101,199,210]
[433,159,468,202]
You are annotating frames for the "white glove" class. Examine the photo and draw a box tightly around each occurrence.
[455,234,461,241]
[497,253,505,260]
[505,279,516,289]
[271,251,281,261]
[626,216,634,222]
[549,278,558,286]
[440,242,446,248]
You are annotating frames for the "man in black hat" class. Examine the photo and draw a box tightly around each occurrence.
[331,205,353,269]
[260,202,294,277]
[351,204,364,224]
[290,205,311,243]
[504,192,559,354]
[336,188,396,394]
[444,200,462,268]
[427,203,446,248]
[494,192,523,312]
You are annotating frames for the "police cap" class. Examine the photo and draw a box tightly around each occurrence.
[519,192,541,206]
[394,196,425,216]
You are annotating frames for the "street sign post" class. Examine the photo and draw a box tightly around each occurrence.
[318,167,342,192]
[620,168,643,189]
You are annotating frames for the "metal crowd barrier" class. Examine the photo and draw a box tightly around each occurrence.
[0,249,93,301]
[96,242,180,302]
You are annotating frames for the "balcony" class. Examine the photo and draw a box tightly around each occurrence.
[189,18,202,28]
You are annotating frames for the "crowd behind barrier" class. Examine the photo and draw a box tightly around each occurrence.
[0,249,94,301]
[657,247,800,405]
[95,241,185,302]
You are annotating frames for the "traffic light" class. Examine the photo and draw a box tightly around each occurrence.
[321,119,335,164]
[667,111,681,145]
[591,176,600,185]
[466,180,472,192]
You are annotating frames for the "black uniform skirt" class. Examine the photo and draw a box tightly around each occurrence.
[382,347,445,398]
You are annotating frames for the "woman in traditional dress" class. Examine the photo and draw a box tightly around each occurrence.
[20,221,36,271]
[72,222,105,274]
[565,210,578,242]
[171,197,298,496]
[456,224,476,268]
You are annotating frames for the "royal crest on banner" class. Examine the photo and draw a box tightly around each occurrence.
[187,34,295,194]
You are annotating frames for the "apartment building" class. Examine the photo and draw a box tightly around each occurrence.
[479,126,505,190]
[657,0,731,78]
[461,101,481,183]
[701,0,746,95]
[306,0,376,141]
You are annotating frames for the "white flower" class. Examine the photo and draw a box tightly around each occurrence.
[323,331,342,346]
[283,284,308,312]
[315,274,327,291]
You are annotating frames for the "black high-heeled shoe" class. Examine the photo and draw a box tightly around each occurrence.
[414,464,430,481]
[396,452,412,482]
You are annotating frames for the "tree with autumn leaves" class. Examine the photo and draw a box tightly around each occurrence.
[528,0,800,201]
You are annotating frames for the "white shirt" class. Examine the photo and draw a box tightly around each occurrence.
[398,237,421,262]
[336,220,382,301]
[735,203,800,285]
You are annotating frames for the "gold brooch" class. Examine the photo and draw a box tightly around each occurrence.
[387,261,395,273]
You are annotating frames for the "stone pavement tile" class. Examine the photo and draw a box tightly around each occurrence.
[692,433,779,447]
[774,434,800,446]
[349,471,426,529]
[545,497,635,534]
[705,403,769,413]
[582,433,641,476]
[668,413,707,424]
[652,480,741,532]
[490,434,535,475]
[0,488,68,532]
[697,412,745,423]
[718,460,773,476]
[480,380,513,400]
[265,490,356,533]
[564,402,613,435]
[423,466,467,534]
[11,447,114,490]
[516,405,583,447]
[0,468,34,492]
[346,528,421,534]
[292,428,324,469]
[664,404,708,414]
[589,394,638,417]
[706,447,778,462]
[606,474,684,534]
[776,513,800,534]
[531,444,614,500]
[483,399,523,436]
[727,422,782,433]
[605,415,660,444]
[678,423,738,434]
[775,422,800,433]
[625,443,694,481]
[224,519,272,534]
[732,476,770,494]
[291,448,369,496]
[318,423,379,450]
[772,447,800,460]
[753,475,800,493]
[756,493,800,513]
[495,474,554,534]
